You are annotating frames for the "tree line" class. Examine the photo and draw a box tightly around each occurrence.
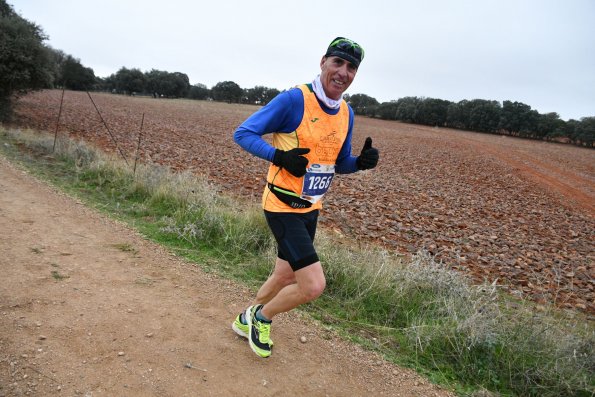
[1,0,593,147]
[347,94,594,147]
[97,68,280,106]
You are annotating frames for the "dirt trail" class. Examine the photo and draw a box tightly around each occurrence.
[0,155,453,396]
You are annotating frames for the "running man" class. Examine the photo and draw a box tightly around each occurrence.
[232,37,379,358]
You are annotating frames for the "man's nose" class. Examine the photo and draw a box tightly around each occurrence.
[337,64,349,77]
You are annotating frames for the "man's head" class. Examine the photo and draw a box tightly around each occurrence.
[324,37,364,68]
[320,37,364,100]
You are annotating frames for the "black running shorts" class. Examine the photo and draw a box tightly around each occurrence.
[264,210,320,271]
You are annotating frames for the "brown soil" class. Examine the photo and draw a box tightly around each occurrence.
[0,156,454,396]
[11,90,595,314]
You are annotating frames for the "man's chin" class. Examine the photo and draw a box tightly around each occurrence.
[328,89,344,100]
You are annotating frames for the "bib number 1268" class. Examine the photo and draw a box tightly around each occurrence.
[306,175,333,192]
[301,164,336,203]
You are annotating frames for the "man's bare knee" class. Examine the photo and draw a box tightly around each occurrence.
[294,261,326,301]
[299,277,326,301]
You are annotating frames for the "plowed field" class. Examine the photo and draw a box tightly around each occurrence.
[13,90,595,314]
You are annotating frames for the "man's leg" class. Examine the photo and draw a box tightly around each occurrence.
[254,257,296,305]
[231,257,295,343]
[260,261,325,320]
[244,210,321,357]
[245,261,325,357]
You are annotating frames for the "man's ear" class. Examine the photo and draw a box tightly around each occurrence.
[320,56,327,68]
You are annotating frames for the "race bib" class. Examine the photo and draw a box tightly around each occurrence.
[301,164,335,204]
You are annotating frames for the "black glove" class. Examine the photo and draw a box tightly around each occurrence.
[356,137,379,170]
[272,147,310,177]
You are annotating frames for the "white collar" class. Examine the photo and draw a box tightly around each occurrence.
[312,75,342,109]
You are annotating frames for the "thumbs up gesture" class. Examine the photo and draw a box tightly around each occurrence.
[356,137,379,170]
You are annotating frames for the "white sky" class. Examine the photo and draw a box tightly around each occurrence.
[11,0,595,121]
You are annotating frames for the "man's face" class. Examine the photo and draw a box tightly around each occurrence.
[319,56,357,100]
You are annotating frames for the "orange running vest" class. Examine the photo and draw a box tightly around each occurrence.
[263,84,350,213]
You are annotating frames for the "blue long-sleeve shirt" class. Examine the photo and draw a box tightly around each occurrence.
[233,86,359,174]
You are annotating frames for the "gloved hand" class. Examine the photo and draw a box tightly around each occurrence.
[356,137,379,170]
[272,147,311,177]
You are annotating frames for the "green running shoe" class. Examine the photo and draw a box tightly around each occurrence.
[246,304,272,358]
[232,312,273,345]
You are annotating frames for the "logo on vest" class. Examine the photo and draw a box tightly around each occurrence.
[316,131,341,162]
[310,117,319,123]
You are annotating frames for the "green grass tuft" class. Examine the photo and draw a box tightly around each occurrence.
[51,270,69,280]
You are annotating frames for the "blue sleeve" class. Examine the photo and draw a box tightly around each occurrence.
[233,89,303,162]
[335,105,359,174]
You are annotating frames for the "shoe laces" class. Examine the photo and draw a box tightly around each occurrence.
[255,319,271,343]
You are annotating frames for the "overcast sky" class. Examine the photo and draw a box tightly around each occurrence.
[11,0,595,120]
